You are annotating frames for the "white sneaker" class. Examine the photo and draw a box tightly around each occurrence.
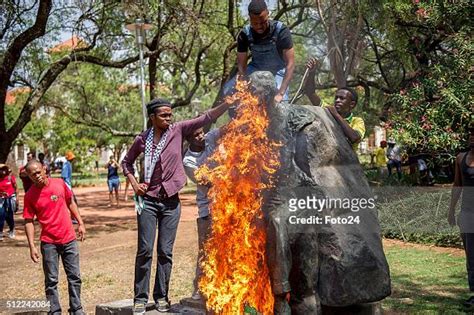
[132,302,146,315]
[8,230,15,239]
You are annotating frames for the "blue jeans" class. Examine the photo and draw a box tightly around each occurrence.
[387,159,402,179]
[41,240,84,315]
[107,177,120,192]
[134,194,181,304]
[0,196,15,234]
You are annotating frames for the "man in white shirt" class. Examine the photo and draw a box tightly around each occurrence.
[386,138,403,179]
[183,127,221,300]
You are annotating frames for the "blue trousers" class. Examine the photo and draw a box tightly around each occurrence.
[0,196,15,234]
[134,194,181,303]
[41,240,84,315]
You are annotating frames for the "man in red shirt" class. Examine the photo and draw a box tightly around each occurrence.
[0,164,18,241]
[23,160,86,315]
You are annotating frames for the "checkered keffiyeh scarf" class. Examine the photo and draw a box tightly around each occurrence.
[144,127,169,185]
[134,127,170,215]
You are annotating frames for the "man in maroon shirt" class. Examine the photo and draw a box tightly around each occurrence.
[23,160,86,315]
[122,98,233,314]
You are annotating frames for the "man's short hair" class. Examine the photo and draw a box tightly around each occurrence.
[26,159,43,172]
[338,87,358,105]
[248,0,268,15]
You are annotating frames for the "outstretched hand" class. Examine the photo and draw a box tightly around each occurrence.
[306,57,321,73]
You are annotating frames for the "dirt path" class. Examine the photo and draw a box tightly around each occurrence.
[0,185,466,314]
[383,238,464,257]
[0,185,200,314]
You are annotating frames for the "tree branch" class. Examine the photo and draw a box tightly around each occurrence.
[49,102,137,137]
[6,48,164,142]
[227,0,235,38]
[0,0,52,133]
[274,3,313,21]
[173,42,213,108]
[364,18,392,89]
[312,77,394,95]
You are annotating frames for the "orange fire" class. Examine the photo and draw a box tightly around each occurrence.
[196,80,281,314]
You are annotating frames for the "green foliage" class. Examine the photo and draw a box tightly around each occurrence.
[3,0,471,166]
[381,0,473,155]
[5,92,52,151]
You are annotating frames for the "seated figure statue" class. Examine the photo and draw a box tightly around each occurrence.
[247,71,391,314]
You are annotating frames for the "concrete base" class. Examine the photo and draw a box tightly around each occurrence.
[95,298,206,315]
[8,312,48,315]
[179,298,206,314]
[95,299,382,314]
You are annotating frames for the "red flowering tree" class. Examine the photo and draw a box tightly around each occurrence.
[382,0,473,157]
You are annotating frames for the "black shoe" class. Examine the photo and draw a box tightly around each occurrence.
[156,299,170,312]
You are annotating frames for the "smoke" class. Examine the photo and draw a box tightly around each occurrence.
[238,0,278,20]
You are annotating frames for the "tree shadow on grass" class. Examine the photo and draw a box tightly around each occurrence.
[384,270,470,314]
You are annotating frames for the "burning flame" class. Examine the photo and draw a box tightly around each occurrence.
[196,80,281,314]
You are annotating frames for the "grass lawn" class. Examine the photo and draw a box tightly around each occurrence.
[383,241,469,314]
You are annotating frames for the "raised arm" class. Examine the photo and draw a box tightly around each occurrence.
[303,58,322,106]
[180,102,233,137]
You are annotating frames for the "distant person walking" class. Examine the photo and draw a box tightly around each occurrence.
[19,152,35,192]
[386,139,403,179]
[448,125,474,309]
[0,164,17,241]
[24,160,86,314]
[106,156,120,207]
[62,150,79,208]
[38,152,51,177]
[373,140,388,180]
[61,151,75,189]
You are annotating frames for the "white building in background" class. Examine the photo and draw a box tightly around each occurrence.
[358,125,387,155]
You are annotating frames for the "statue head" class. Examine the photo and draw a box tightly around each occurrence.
[249,71,277,106]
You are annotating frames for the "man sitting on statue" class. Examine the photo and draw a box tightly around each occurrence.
[223,0,295,103]
[303,57,365,151]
